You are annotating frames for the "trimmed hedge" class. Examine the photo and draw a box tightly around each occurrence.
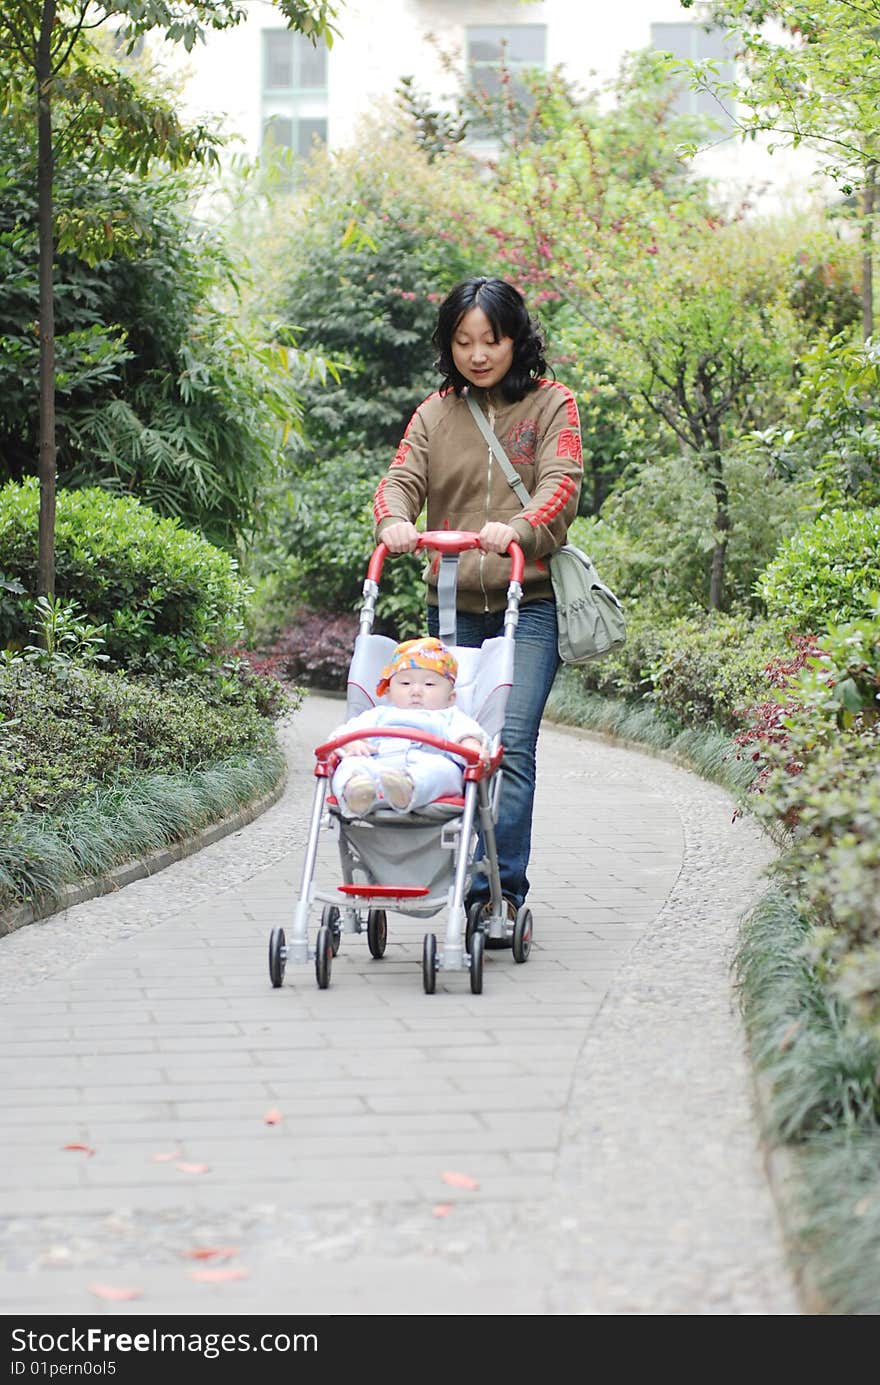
[578,607,787,733]
[0,662,276,825]
[0,479,247,674]
[759,508,880,631]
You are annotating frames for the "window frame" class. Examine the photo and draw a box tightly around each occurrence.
[464,22,548,137]
[649,20,736,127]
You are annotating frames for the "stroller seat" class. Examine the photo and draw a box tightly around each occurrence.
[325,630,511,827]
[269,531,527,995]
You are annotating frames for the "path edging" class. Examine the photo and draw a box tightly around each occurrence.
[548,711,826,1315]
[0,763,289,938]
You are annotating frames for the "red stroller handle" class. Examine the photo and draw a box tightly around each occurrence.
[367,530,524,584]
[316,725,485,766]
[314,725,500,783]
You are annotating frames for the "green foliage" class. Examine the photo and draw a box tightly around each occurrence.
[248,452,425,637]
[574,599,786,732]
[395,75,469,163]
[571,449,814,617]
[0,123,307,547]
[645,612,789,732]
[0,479,247,674]
[744,604,880,1038]
[786,233,862,339]
[551,317,667,515]
[0,745,286,912]
[691,1,880,190]
[749,335,880,510]
[8,594,110,680]
[0,658,277,827]
[736,889,880,1141]
[758,508,880,630]
[546,665,758,794]
[111,0,341,54]
[276,123,473,453]
[247,119,475,620]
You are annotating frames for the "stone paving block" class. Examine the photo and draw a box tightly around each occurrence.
[0,696,799,1315]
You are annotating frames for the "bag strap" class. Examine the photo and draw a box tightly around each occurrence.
[465,391,532,508]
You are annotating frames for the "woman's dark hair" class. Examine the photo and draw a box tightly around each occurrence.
[432,276,549,402]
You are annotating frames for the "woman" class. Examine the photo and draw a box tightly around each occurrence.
[374,276,582,919]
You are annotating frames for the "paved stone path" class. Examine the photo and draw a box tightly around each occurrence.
[0,694,801,1315]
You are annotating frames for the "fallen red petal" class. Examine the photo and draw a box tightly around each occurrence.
[432,1203,453,1218]
[175,1162,210,1174]
[88,1283,141,1301]
[440,1170,480,1190]
[263,1107,283,1125]
[62,1143,95,1157]
[182,1247,239,1261]
[190,1267,249,1283]
[150,1150,182,1163]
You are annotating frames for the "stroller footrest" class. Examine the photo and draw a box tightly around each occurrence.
[337,885,429,898]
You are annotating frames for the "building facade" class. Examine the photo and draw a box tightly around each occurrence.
[160,0,820,206]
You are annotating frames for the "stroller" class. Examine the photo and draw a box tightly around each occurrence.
[267,530,533,995]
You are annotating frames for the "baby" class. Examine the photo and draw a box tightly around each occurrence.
[329,637,489,818]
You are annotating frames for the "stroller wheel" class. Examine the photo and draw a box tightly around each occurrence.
[268,928,286,989]
[422,933,437,995]
[367,909,387,959]
[315,925,333,990]
[321,904,342,957]
[513,906,533,963]
[465,901,485,954]
[469,930,485,995]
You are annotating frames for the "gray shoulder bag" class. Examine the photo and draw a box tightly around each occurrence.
[464,392,626,664]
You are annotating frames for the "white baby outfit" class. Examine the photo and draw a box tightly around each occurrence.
[330,705,488,817]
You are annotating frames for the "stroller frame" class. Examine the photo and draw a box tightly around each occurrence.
[268,530,528,994]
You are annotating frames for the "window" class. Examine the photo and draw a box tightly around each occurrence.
[262,30,327,92]
[261,28,328,165]
[264,31,294,89]
[262,115,327,158]
[466,24,547,120]
[650,22,735,128]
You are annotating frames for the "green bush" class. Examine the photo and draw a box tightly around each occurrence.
[0,125,306,550]
[744,605,880,1040]
[0,661,277,825]
[577,605,786,733]
[0,747,286,912]
[248,453,425,638]
[0,479,247,673]
[758,508,880,631]
[575,452,813,616]
[745,336,880,511]
[646,613,790,732]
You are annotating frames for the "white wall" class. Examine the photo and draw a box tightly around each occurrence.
[156,0,824,208]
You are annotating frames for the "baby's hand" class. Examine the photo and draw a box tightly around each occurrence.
[459,736,490,764]
[338,739,373,758]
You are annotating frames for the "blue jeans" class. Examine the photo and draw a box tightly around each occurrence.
[427,598,559,909]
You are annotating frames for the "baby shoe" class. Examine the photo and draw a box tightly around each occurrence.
[379,768,415,811]
[341,774,377,817]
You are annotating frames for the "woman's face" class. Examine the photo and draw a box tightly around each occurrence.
[451,306,514,390]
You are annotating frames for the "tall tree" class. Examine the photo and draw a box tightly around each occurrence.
[682,0,879,338]
[473,52,802,607]
[0,0,340,598]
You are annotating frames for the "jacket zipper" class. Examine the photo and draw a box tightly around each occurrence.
[479,400,496,611]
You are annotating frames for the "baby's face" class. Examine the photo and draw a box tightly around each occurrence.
[388,667,455,710]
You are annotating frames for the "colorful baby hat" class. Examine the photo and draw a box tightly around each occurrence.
[376,637,458,698]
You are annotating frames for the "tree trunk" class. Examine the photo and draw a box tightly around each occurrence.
[36,0,56,600]
[707,450,729,612]
[862,163,876,343]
